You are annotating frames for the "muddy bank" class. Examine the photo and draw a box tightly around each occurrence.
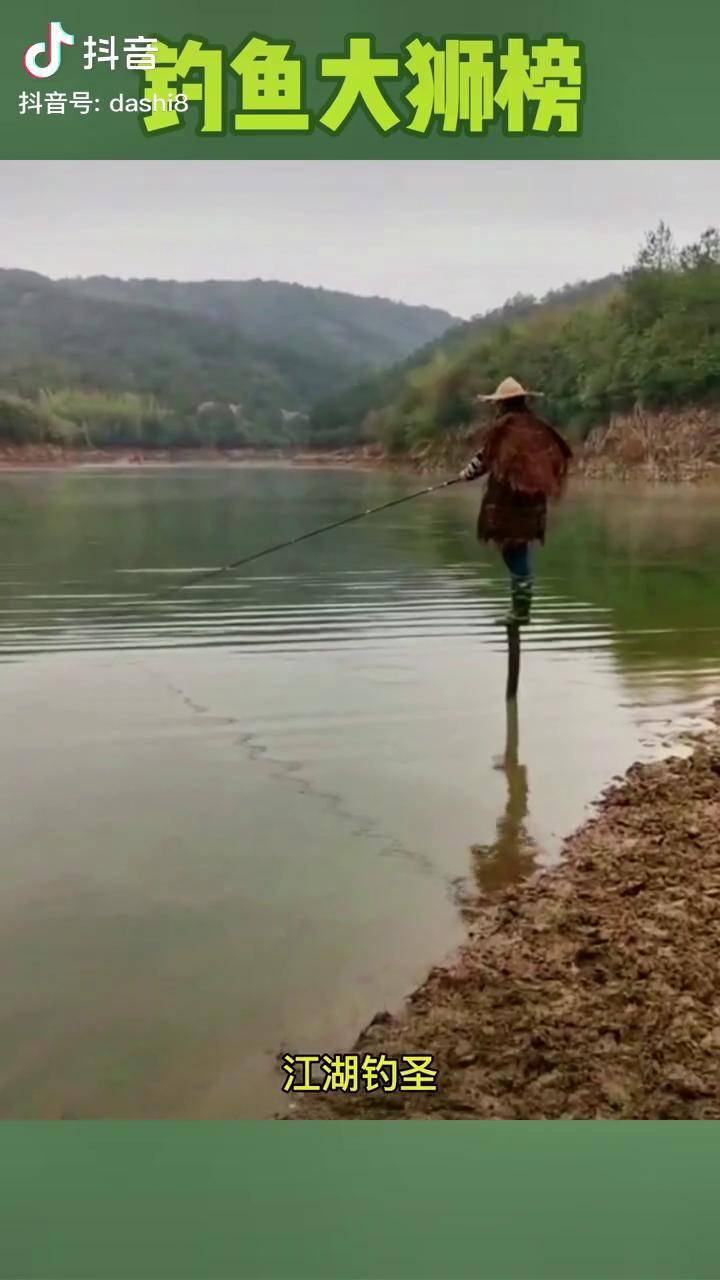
[297,719,720,1119]
[405,407,720,482]
[579,408,720,482]
[298,412,720,481]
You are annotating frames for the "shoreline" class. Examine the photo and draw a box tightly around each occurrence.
[0,444,391,473]
[2,442,719,483]
[296,709,720,1120]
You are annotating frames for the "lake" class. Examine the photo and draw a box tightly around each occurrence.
[1,465,718,1117]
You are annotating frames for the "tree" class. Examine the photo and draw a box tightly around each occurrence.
[679,227,720,271]
[634,220,678,273]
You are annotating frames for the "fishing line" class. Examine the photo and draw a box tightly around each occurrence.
[137,653,440,880]
[123,479,460,879]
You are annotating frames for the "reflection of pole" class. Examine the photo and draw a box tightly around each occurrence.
[506,621,521,701]
[504,696,519,770]
[501,697,526,839]
[470,695,536,895]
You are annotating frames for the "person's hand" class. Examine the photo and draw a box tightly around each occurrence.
[459,463,475,481]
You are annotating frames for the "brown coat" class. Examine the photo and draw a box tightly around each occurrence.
[469,410,572,547]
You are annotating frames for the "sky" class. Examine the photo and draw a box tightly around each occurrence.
[3,160,720,319]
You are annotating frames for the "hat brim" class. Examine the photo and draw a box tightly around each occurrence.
[477,389,544,402]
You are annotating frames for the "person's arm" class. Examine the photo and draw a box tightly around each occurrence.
[458,450,487,482]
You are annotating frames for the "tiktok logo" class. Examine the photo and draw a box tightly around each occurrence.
[24,20,75,78]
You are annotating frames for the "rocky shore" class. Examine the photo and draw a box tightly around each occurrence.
[298,718,720,1119]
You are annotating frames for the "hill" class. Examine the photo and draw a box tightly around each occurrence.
[309,223,720,459]
[308,274,622,448]
[61,275,455,377]
[0,270,456,448]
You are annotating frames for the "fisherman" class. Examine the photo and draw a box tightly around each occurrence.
[458,377,572,625]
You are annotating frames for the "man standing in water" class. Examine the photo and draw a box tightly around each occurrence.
[459,377,572,625]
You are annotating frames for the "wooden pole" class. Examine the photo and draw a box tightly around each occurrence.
[504,695,519,766]
[505,621,521,701]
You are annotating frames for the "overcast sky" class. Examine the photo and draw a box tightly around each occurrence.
[3,160,719,319]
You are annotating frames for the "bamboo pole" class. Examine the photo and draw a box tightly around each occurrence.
[506,621,521,701]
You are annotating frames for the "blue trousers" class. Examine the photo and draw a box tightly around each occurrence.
[501,543,531,579]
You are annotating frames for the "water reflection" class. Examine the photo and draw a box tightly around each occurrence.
[469,699,540,899]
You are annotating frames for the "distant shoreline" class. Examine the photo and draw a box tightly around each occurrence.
[0,444,386,473]
[1,442,719,483]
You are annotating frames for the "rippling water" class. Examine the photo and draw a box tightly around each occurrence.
[1,465,718,1116]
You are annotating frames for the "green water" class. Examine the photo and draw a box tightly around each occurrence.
[0,465,718,1117]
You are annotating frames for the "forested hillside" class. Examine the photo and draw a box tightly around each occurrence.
[0,270,455,449]
[62,276,454,374]
[309,224,720,456]
[308,274,621,446]
[3,226,719,459]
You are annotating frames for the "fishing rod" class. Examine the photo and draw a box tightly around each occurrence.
[55,475,460,628]
[146,475,461,603]
[81,471,525,699]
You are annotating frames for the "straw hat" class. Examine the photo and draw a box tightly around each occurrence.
[477,376,543,402]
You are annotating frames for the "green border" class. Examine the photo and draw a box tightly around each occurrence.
[4,4,720,1278]
[2,1122,720,1278]
[2,0,720,157]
